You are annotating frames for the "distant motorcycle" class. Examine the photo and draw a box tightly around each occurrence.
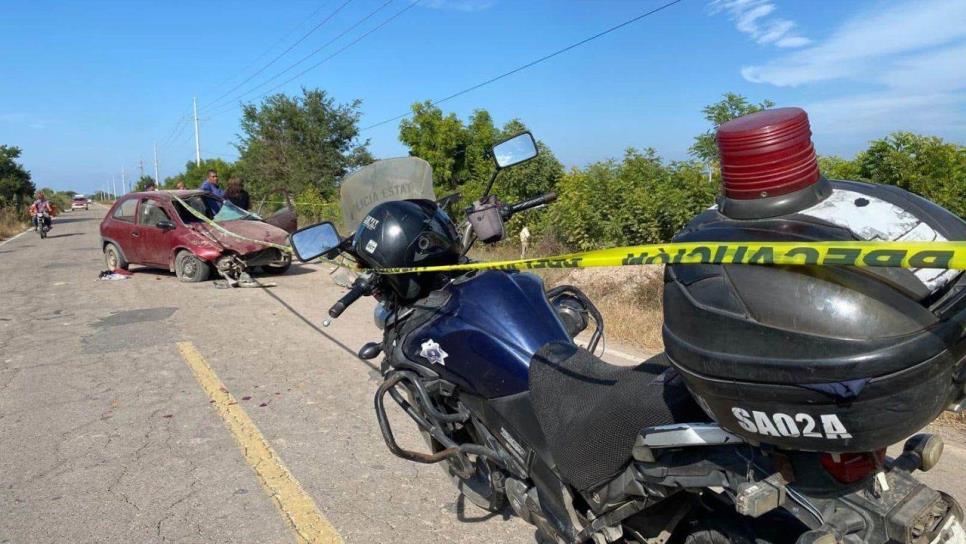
[35,212,50,239]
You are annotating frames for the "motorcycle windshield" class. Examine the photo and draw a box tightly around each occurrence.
[339,157,436,232]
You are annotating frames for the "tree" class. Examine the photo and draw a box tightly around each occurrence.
[689,93,775,174]
[398,101,470,190]
[856,132,965,217]
[234,88,372,202]
[134,175,156,192]
[162,158,235,190]
[818,156,862,180]
[0,145,35,210]
[397,106,564,232]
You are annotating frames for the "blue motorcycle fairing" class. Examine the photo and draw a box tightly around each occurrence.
[403,270,573,398]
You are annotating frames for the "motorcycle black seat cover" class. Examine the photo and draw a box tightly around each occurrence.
[529,341,708,492]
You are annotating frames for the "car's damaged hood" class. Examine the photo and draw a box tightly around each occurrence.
[192,220,289,255]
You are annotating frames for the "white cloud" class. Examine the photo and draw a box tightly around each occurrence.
[732,0,966,143]
[740,0,966,87]
[712,0,809,48]
[422,0,495,12]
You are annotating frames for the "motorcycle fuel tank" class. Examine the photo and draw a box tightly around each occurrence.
[403,271,572,398]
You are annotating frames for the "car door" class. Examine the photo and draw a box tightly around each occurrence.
[135,197,176,267]
[135,197,173,268]
[105,197,139,263]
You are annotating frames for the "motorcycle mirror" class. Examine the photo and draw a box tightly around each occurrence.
[492,131,538,169]
[289,221,342,262]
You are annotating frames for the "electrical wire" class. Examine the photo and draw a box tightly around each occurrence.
[202,0,357,112]
[203,0,396,114]
[361,0,685,131]
[207,0,421,119]
[205,1,335,94]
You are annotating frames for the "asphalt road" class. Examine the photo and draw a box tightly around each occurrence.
[1,206,963,544]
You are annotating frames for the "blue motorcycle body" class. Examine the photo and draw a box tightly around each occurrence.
[402,270,572,398]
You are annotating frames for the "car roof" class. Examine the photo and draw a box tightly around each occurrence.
[126,190,220,200]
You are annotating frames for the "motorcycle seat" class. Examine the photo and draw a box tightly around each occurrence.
[528,341,708,492]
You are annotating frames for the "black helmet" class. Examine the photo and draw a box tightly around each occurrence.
[353,199,460,300]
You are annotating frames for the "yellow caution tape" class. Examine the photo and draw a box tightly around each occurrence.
[169,192,293,254]
[377,241,966,274]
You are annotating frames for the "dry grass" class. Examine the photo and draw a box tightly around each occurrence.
[936,411,966,431]
[470,238,667,352]
[0,207,28,240]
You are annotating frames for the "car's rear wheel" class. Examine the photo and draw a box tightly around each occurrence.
[104,243,128,270]
[175,250,210,282]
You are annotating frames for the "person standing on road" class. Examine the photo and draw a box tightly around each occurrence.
[31,192,53,231]
[200,169,224,198]
[225,177,250,210]
[175,181,186,190]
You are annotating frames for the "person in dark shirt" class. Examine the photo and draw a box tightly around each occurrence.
[225,177,251,210]
[200,169,224,198]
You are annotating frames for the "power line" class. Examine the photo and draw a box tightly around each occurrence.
[202,0,357,111]
[205,1,335,95]
[362,0,685,131]
[159,112,191,149]
[209,0,421,119]
[202,0,396,115]
[158,4,340,167]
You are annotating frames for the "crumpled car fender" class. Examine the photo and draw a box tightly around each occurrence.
[169,230,224,270]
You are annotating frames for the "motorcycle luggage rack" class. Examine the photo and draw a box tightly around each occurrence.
[374,370,505,472]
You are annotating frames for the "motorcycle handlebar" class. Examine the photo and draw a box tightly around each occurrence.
[506,192,557,218]
[329,282,366,318]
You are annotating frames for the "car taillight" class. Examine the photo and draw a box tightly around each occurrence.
[820,449,885,484]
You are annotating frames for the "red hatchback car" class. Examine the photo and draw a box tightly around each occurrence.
[100,191,291,282]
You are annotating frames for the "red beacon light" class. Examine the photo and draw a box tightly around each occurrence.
[717,107,821,201]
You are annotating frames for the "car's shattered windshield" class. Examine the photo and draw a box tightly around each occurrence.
[339,157,436,232]
[175,195,261,224]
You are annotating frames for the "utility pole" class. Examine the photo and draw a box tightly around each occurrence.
[193,97,202,166]
[111,174,116,199]
[139,157,144,180]
[153,143,160,187]
[121,167,126,194]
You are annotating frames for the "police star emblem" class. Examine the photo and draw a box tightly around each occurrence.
[419,339,448,366]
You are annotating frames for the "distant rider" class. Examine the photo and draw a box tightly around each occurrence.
[31,192,53,231]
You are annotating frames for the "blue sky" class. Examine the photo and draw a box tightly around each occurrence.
[1,0,964,195]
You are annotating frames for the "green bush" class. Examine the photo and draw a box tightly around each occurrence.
[549,149,717,250]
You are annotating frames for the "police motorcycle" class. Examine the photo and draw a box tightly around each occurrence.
[290,130,966,544]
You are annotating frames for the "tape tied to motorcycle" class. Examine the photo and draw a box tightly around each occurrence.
[168,192,293,254]
[376,241,966,274]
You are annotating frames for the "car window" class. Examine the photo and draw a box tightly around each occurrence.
[174,195,212,223]
[138,199,171,227]
[113,198,137,222]
[213,200,261,222]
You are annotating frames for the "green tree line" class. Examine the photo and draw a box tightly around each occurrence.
[157,89,964,248]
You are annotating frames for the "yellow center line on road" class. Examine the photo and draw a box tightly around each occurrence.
[176,341,343,544]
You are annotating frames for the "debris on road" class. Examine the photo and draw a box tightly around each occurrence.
[98,269,132,281]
